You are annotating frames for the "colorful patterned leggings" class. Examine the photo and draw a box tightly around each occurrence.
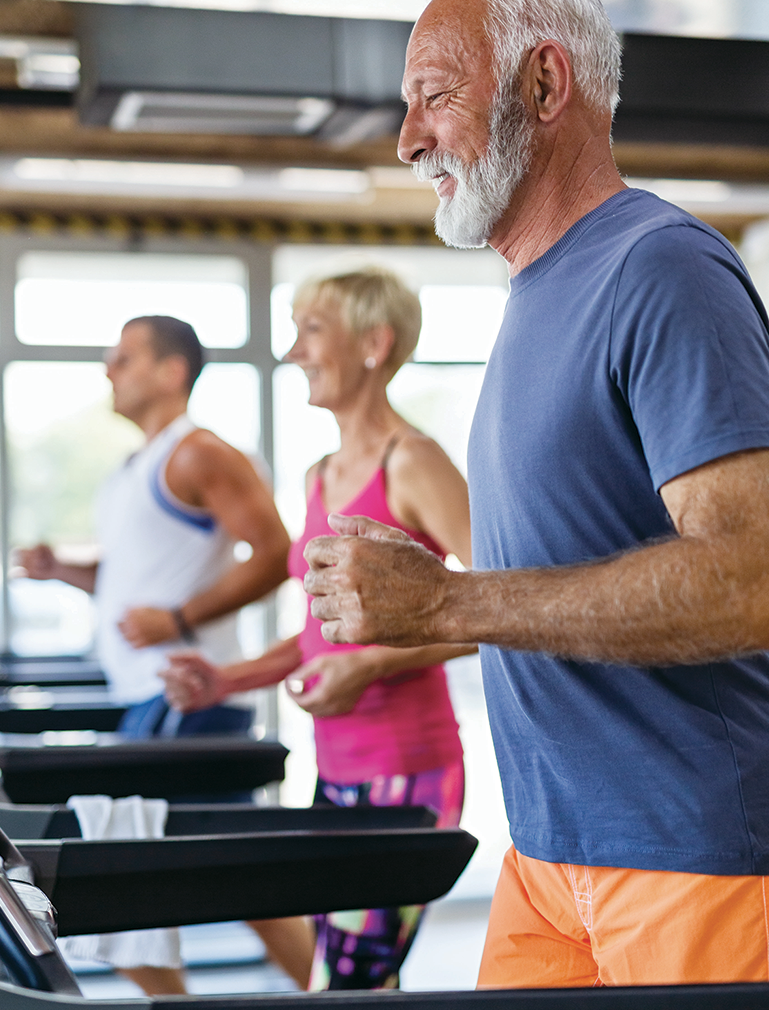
[309,759,465,991]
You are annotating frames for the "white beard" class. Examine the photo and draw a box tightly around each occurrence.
[414,88,535,249]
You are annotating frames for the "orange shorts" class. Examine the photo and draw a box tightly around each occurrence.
[478,845,769,989]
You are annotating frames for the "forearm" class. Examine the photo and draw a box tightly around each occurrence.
[52,562,98,594]
[361,643,477,680]
[182,551,289,629]
[439,534,769,666]
[218,636,303,692]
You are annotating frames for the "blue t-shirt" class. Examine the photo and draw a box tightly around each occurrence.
[468,188,769,875]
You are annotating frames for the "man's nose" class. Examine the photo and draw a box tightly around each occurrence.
[397,104,436,165]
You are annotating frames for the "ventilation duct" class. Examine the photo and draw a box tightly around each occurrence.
[614,33,769,147]
[73,3,411,144]
[110,93,335,136]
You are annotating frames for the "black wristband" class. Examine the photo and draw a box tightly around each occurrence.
[171,608,196,644]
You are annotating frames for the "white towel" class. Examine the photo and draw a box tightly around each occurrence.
[58,795,182,970]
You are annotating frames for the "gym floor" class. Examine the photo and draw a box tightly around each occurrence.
[70,896,493,998]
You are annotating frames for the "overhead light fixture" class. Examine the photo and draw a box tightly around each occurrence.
[605,0,747,40]
[368,166,430,189]
[627,178,733,203]
[0,37,80,91]
[278,167,369,194]
[19,53,80,90]
[625,178,769,217]
[14,158,244,189]
[4,157,371,202]
[626,177,727,203]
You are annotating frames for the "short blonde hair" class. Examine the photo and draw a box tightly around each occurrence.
[293,266,422,375]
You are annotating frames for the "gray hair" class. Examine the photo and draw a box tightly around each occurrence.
[484,0,622,115]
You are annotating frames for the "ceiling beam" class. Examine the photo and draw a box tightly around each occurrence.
[0,1,73,37]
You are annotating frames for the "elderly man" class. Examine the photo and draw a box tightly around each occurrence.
[305,0,769,991]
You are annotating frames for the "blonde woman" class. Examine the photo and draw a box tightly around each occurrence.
[162,266,474,990]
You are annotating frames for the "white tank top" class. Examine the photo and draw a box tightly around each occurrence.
[95,415,242,705]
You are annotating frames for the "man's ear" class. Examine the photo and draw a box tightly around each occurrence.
[524,39,573,123]
[158,353,191,394]
[361,324,396,369]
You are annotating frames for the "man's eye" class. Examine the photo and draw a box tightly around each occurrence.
[427,90,452,108]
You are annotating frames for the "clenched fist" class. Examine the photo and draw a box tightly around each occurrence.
[118,607,179,648]
[303,513,457,647]
[15,544,58,580]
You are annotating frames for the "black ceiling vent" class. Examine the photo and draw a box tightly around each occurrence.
[73,3,411,145]
[615,33,769,147]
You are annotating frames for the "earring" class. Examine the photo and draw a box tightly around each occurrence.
[364,356,377,370]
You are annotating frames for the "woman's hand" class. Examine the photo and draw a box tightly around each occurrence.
[160,651,227,713]
[286,651,381,717]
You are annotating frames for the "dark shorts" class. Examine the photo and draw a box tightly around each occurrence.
[117,694,253,802]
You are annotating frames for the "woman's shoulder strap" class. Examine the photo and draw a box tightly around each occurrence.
[381,434,401,471]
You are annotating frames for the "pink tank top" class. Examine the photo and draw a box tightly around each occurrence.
[288,457,463,784]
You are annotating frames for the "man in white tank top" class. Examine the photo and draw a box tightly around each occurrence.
[19,315,290,737]
[19,320,295,994]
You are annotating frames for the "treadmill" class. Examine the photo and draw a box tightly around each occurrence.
[0,657,107,690]
[2,985,769,1009]
[0,734,288,803]
[0,686,125,734]
[0,802,473,936]
[0,810,480,997]
[0,815,764,1010]
[0,656,117,733]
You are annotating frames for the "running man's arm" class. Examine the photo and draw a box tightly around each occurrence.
[119,429,290,648]
[15,545,98,594]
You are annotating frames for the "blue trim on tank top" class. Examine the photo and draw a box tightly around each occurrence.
[149,461,216,532]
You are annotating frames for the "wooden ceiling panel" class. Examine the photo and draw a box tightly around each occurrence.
[0,0,73,37]
[1,108,768,182]
[0,177,439,223]
[0,106,404,168]
[614,143,769,185]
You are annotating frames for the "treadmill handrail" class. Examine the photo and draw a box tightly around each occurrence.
[17,827,478,936]
[0,875,53,958]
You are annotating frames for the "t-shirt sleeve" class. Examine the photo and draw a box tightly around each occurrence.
[609,223,769,490]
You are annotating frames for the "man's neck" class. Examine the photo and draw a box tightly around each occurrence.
[490,136,626,276]
[137,401,189,443]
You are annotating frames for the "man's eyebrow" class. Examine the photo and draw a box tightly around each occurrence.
[400,77,421,103]
[400,71,433,104]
